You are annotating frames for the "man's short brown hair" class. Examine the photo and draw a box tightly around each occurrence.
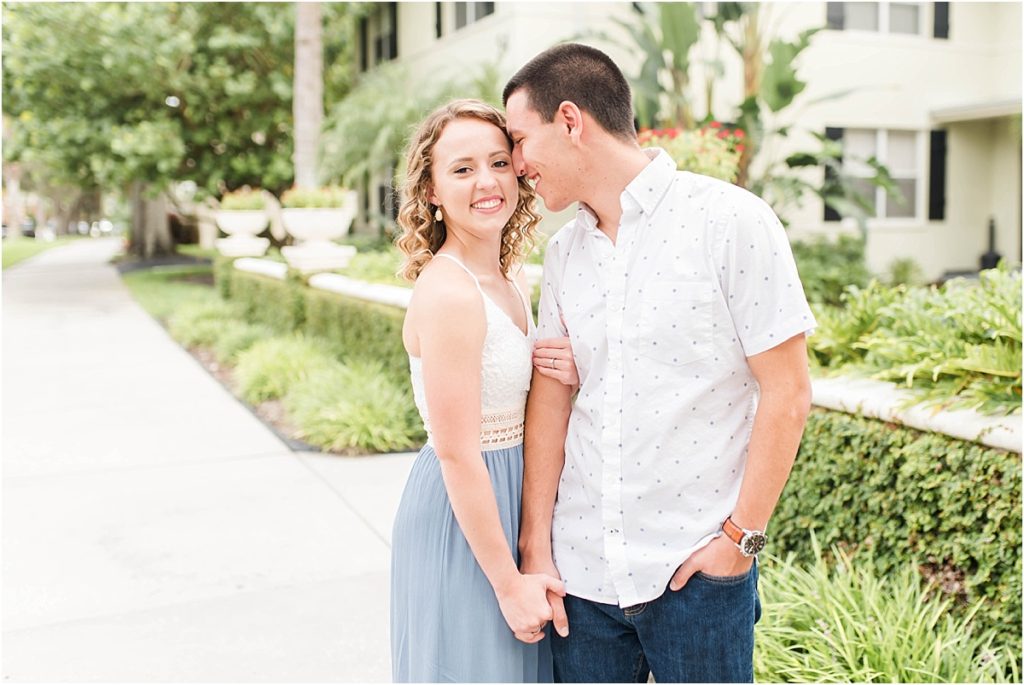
[503,43,636,141]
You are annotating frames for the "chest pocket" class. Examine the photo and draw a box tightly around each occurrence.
[638,280,713,365]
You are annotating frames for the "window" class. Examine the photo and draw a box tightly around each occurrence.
[843,2,880,31]
[359,4,398,72]
[825,128,924,221]
[454,2,494,30]
[373,4,398,64]
[889,3,921,34]
[826,2,944,37]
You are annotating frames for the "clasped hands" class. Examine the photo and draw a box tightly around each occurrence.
[495,570,565,644]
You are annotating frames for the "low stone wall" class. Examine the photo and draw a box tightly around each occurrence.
[231,257,1022,454]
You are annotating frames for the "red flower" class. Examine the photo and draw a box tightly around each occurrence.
[736,144,746,153]
[734,129,746,139]
[709,121,722,128]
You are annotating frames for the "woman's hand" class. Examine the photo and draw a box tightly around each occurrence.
[533,336,579,390]
[495,572,565,643]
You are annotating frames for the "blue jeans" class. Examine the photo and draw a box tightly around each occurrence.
[551,564,761,683]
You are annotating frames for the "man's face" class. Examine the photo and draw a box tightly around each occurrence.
[505,90,578,213]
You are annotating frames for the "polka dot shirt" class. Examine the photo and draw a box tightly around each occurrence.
[535,149,816,607]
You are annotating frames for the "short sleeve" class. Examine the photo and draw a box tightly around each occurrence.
[713,194,817,357]
[536,233,568,339]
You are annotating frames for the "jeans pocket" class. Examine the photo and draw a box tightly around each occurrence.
[694,567,754,585]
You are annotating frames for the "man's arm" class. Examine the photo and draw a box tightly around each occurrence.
[731,332,813,530]
[670,332,812,587]
[519,369,573,636]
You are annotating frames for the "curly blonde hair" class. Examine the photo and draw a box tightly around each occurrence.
[396,99,542,282]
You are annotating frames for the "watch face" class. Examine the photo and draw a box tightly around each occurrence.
[742,533,767,556]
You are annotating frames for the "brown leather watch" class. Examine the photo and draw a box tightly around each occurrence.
[722,516,767,557]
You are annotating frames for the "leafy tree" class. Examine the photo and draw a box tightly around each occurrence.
[2,2,357,256]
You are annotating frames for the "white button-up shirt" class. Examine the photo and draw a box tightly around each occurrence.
[537,149,816,607]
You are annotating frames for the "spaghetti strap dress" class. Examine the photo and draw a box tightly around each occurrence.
[390,254,553,683]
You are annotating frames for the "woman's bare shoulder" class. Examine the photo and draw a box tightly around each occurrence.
[411,257,482,314]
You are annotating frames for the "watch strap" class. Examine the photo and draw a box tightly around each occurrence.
[722,516,745,546]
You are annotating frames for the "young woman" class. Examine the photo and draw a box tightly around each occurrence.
[390,99,577,682]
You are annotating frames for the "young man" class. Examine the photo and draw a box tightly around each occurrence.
[505,43,816,682]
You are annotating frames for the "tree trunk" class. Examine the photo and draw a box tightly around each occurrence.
[57,190,84,236]
[293,2,323,190]
[129,181,174,259]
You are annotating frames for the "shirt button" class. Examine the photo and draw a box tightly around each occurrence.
[609,529,620,534]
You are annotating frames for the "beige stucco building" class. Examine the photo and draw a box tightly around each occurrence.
[356,2,1021,281]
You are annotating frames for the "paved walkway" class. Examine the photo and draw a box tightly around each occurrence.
[2,238,414,681]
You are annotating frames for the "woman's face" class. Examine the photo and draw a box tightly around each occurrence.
[429,117,518,240]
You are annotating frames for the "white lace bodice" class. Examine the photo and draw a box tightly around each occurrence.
[409,254,535,450]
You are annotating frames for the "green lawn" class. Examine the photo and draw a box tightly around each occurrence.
[120,264,216,322]
[2,235,84,269]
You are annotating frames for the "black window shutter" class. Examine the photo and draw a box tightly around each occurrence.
[824,127,844,222]
[929,130,947,221]
[934,2,949,39]
[435,2,443,38]
[358,17,368,71]
[389,3,399,59]
[826,2,845,30]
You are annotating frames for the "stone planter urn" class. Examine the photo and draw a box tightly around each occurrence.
[213,204,270,258]
[215,210,269,237]
[280,188,359,273]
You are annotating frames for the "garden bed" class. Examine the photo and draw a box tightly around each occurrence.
[121,257,1022,678]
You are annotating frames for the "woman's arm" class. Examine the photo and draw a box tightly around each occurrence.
[414,265,563,639]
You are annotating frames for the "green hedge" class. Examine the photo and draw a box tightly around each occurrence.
[214,260,1022,655]
[774,408,1022,655]
[304,286,408,382]
[791,234,872,307]
[218,262,409,383]
[226,269,306,333]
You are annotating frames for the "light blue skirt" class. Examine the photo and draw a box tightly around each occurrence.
[390,443,553,683]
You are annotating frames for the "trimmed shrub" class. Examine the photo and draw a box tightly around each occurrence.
[234,334,338,403]
[756,542,1020,683]
[167,299,242,348]
[774,409,1022,655]
[791,234,872,307]
[285,360,425,454]
[211,320,277,364]
[303,286,408,383]
[214,255,235,300]
[886,256,926,286]
[227,269,306,333]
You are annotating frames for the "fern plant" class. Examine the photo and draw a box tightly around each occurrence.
[809,265,1022,414]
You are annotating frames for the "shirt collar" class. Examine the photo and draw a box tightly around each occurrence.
[624,148,677,216]
[575,148,677,232]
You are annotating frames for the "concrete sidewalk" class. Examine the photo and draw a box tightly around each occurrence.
[2,238,414,682]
